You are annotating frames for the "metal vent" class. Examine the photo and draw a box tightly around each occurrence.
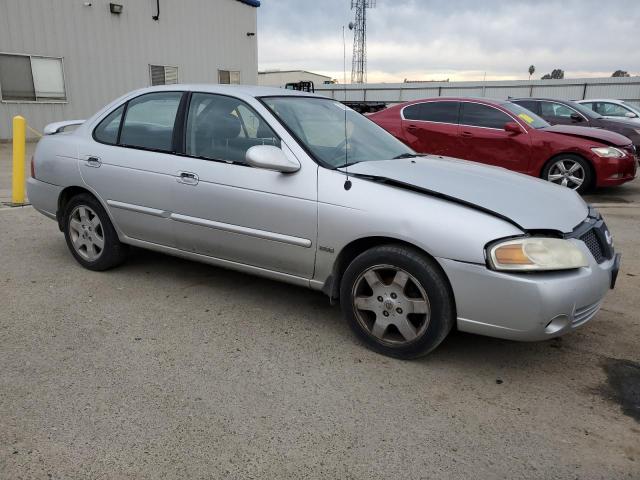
[150,65,178,86]
[580,229,604,263]
[164,66,178,85]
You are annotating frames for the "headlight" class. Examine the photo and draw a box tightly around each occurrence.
[488,237,588,271]
[591,146,625,158]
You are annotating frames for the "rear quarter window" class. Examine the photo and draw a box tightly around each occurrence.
[93,105,124,144]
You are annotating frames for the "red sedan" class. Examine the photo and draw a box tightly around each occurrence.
[368,97,637,193]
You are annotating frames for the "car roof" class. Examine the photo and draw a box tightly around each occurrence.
[576,99,624,103]
[126,84,327,99]
[512,97,577,104]
[400,97,509,106]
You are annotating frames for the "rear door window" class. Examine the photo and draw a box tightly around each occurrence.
[119,92,183,152]
[540,101,574,118]
[403,102,459,124]
[460,102,512,129]
[420,101,460,124]
[514,100,539,115]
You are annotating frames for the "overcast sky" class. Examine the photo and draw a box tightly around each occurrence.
[257,0,640,83]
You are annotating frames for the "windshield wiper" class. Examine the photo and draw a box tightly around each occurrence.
[393,153,422,159]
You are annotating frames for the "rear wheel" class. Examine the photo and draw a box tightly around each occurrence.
[340,245,455,359]
[542,155,592,193]
[62,193,127,271]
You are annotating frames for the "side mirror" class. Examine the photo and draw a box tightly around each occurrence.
[570,112,583,122]
[504,122,521,134]
[245,145,300,173]
[625,111,638,118]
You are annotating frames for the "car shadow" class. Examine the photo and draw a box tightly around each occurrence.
[583,177,639,204]
[119,247,578,374]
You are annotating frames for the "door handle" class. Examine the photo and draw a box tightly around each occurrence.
[406,124,419,132]
[85,156,102,168]
[177,171,199,185]
[461,131,473,138]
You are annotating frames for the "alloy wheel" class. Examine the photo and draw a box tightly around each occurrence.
[547,159,585,190]
[68,205,105,261]
[351,264,431,345]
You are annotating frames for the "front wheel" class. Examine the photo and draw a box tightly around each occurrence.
[340,245,455,359]
[542,155,592,194]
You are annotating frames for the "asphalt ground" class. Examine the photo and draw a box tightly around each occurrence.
[1,142,639,479]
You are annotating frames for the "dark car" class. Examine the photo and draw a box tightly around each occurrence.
[512,97,640,152]
[368,97,637,193]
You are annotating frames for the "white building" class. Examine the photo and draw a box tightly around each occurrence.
[258,70,332,88]
[0,0,260,140]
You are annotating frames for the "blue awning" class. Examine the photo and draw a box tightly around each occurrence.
[236,0,260,6]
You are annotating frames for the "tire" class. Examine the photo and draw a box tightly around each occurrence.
[62,193,128,271]
[340,244,455,359]
[542,154,592,194]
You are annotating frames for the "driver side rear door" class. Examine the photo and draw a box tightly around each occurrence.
[400,101,461,156]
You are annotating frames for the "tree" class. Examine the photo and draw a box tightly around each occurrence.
[541,69,564,80]
[528,65,535,80]
[612,70,630,77]
[551,69,564,79]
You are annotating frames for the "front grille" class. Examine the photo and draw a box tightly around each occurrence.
[580,229,605,263]
[568,207,614,264]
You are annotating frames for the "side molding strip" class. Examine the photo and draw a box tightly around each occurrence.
[106,200,170,218]
[171,213,312,248]
[106,201,312,248]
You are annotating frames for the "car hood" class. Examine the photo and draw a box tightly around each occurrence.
[540,124,631,146]
[344,156,588,233]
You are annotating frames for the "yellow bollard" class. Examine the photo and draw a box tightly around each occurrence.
[12,115,26,205]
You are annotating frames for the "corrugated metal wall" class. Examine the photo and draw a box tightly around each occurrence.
[0,0,258,139]
[317,77,640,108]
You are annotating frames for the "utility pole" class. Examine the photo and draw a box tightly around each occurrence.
[349,0,375,84]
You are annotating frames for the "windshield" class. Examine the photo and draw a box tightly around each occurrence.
[261,97,415,168]
[568,101,602,119]
[621,101,640,114]
[502,102,550,129]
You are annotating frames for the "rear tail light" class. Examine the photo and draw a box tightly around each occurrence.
[30,155,35,179]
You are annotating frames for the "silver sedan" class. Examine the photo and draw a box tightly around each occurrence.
[28,85,620,358]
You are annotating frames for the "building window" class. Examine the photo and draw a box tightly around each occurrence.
[149,65,178,86]
[0,53,66,102]
[219,70,241,84]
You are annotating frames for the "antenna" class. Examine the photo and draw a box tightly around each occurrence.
[350,0,376,84]
[343,25,351,190]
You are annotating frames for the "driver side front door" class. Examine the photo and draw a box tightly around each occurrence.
[171,93,318,279]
